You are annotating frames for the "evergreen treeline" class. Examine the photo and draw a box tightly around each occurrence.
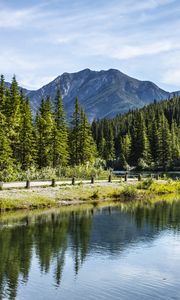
[1,75,180,177]
[0,75,97,177]
[92,97,180,170]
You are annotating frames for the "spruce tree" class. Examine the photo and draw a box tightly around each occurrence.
[35,97,54,168]
[148,118,160,166]
[130,112,151,166]
[97,128,106,159]
[157,114,172,169]
[6,76,22,162]
[69,97,81,165]
[79,109,97,164]
[171,120,180,164]
[19,94,35,169]
[52,90,69,167]
[121,133,131,163]
[0,111,13,173]
[0,75,6,113]
[104,126,115,161]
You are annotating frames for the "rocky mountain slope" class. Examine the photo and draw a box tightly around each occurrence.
[10,69,180,121]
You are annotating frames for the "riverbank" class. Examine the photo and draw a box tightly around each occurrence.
[0,179,179,211]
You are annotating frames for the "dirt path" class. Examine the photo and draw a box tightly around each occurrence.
[1,178,137,190]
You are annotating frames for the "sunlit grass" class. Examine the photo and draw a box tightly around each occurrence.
[0,179,179,211]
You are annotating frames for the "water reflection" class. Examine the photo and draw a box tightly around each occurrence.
[0,199,180,300]
[0,207,93,299]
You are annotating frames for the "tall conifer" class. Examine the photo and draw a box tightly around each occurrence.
[35,97,54,168]
[52,90,69,167]
[19,94,35,169]
[0,111,13,173]
[79,109,97,164]
[69,97,81,165]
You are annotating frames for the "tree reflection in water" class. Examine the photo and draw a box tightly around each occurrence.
[0,199,180,300]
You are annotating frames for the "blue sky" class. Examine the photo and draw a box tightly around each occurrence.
[0,0,180,91]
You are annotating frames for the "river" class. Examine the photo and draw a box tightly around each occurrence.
[0,199,180,299]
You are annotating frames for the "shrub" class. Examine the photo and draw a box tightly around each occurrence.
[0,165,22,182]
[137,158,149,170]
[91,190,99,200]
[137,178,154,190]
[56,163,108,180]
[149,181,179,194]
[121,186,139,198]
[0,162,109,182]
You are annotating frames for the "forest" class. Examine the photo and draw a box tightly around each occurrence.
[0,75,180,182]
[92,95,180,170]
[0,75,97,180]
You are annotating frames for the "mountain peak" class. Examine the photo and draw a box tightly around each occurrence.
[20,69,175,121]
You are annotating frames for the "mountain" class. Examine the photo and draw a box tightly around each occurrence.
[5,81,31,97]
[171,90,180,97]
[8,69,179,121]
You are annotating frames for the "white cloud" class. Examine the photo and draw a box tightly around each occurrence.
[0,7,36,28]
[0,50,38,73]
[76,33,180,60]
[0,50,48,89]
[18,75,56,90]
[0,2,52,29]
[162,70,180,87]
[111,41,179,60]
[0,0,179,91]
[126,0,175,12]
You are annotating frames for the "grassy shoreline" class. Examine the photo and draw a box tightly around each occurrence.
[0,179,179,212]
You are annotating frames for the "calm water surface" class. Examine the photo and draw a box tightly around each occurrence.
[0,200,180,300]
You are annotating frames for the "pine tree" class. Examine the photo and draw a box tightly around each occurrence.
[171,120,180,164]
[52,90,69,167]
[130,112,151,166]
[97,128,106,159]
[121,133,131,163]
[157,114,172,169]
[91,120,98,142]
[35,97,54,168]
[79,109,97,164]
[104,125,115,161]
[19,94,35,170]
[0,111,13,173]
[69,97,81,165]
[6,76,22,162]
[0,75,6,113]
[149,119,159,166]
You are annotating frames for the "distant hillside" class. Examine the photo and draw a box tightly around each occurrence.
[6,69,179,121]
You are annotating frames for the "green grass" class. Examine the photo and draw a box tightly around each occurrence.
[137,178,154,190]
[137,179,180,194]
[0,196,56,211]
[90,190,100,200]
[0,180,179,211]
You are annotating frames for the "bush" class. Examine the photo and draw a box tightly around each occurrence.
[18,166,57,181]
[0,162,109,182]
[137,158,149,170]
[0,165,22,182]
[137,178,154,190]
[149,181,179,194]
[58,164,108,179]
[121,186,139,198]
[91,190,99,200]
